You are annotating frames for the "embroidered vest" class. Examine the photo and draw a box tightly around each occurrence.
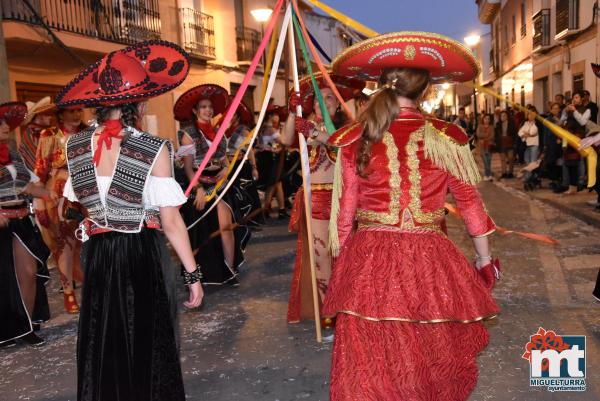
[0,149,31,206]
[66,126,172,232]
[178,125,227,168]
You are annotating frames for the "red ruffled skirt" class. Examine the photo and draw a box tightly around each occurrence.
[324,229,499,401]
[287,187,332,323]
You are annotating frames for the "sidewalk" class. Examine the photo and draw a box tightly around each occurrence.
[478,152,600,229]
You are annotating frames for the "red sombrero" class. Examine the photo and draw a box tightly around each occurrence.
[592,63,600,79]
[332,31,480,83]
[0,102,28,130]
[291,72,365,116]
[55,40,190,108]
[266,104,288,120]
[174,84,229,122]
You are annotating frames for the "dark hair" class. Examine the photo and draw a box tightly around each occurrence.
[459,107,466,112]
[573,90,586,99]
[95,103,141,127]
[555,93,565,99]
[526,104,538,113]
[584,90,591,97]
[356,67,430,176]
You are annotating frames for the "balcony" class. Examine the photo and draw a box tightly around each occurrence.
[1,0,161,45]
[477,0,500,24]
[532,9,551,52]
[236,27,260,64]
[179,8,215,60]
[555,0,579,40]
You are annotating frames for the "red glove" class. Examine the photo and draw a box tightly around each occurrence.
[289,91,302,111]
[475,258,501,290]
[295,117,315,139]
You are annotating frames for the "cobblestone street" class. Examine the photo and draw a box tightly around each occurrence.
[1,181,600,401]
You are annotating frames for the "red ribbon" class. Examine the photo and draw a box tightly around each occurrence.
[196,120,217,142]
[0,143,11,167]
[93,119,123,166]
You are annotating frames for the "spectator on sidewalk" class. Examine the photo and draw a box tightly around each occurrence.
[454,107,472,137]
[542,102,565,191]
[495,110,518,179]
[562,90,588,195]
[583,90,598,124]
[518,106,540,184]
[476,113,495,181]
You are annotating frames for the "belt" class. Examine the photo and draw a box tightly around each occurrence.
[0,208,29,219]
[357,221,443,235]
[83,220,162,237]
[311,183,333,191]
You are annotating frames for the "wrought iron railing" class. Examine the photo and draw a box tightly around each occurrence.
[533,9,550,50]
[1,0,161,45]
[236,26,260,63]
[179,8,215,59]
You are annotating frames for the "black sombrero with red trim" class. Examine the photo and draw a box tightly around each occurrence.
[0,102,28,130]
[55,40,190,108]
[228,96,254,127]
[291,72,365,116]
[173,84,229,122]
[332,31,480,83]
[592,63,600,79]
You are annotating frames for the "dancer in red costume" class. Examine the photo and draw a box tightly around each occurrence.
[280,73,364,325]
[324,32,501,401]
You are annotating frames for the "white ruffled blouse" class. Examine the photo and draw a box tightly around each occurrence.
[63,175,187,209]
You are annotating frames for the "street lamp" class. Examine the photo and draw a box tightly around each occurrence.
[251,8,273,67]
[464,34,481,134]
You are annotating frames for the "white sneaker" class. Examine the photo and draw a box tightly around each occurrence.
[322,334,335,343]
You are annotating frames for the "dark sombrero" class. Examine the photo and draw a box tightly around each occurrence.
[55,40,190,108]
[331,31,480,83]
[0,102,28,130]
[592,63,600,79]
[173,84,229,122]
[266,104,288,121]
[291,72,365,116]
[227,96,254,127]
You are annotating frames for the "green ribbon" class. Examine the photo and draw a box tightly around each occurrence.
[292,10,335,135]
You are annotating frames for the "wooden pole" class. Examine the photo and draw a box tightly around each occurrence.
[287,7,322,343]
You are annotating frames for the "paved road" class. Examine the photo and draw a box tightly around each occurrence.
[1,181,600,401]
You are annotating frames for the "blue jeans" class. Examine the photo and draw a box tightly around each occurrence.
[523,146,539,181]
[481,150,492,177]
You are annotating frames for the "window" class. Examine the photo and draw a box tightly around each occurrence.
[556,0,580,38]
[520,85,525,106]
[573,73,584,93]
[503,24,509,53]
[512,15,517,44]
[521,0,527,37]
[533,9,551,50]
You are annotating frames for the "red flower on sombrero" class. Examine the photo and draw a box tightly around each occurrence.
[0,102,28,131]
[290,72,365,117]
[55,40,190,108]
[173,84,229,122]
[332,31,480,83]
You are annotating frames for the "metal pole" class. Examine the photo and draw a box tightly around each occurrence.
[0,10,11,102]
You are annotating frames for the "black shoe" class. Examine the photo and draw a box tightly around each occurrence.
[0,340,16,349]
[228,277,240,287]
[21,332,45,347]
[507,173,515,178]
[553,186,568,194]
[278,210,290,220]
[32,323,41,332]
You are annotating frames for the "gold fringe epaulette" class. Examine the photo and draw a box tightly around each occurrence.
[328,148,343,257]
[327,122,363,148]
[422,122,481,185]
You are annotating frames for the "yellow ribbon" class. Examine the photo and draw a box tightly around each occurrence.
[305,0,379,38]
[473,84,596,188]
[261,25,279,101]
[204,128,255,202]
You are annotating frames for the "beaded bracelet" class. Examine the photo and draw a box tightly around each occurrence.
[181,265,203,285]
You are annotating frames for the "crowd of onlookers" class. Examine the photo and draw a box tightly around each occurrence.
[446,90,600,211]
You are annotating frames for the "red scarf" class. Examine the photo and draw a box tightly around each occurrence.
[0,142,10,168]
[93,119,124,166]
[196,120,216,142]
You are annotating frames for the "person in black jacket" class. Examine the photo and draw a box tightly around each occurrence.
[495,110,518,178]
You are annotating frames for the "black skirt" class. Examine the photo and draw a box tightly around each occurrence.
[232,159,264,226]
[77,228,184,401]
[182,177,250,285]
[0,215,50,344]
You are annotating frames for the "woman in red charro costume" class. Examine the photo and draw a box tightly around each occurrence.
[58,40,203,400]
[0,102,54,348]
[280,72,364,324]
[34,104,87,313]
[323,32,501,400]
[174,84,248,286]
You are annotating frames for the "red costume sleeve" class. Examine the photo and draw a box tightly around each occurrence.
[34,128,55,184]
[447,175,495,237]
[336,144,360,247]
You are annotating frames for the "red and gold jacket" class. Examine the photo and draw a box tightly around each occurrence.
[328,110,495,255]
